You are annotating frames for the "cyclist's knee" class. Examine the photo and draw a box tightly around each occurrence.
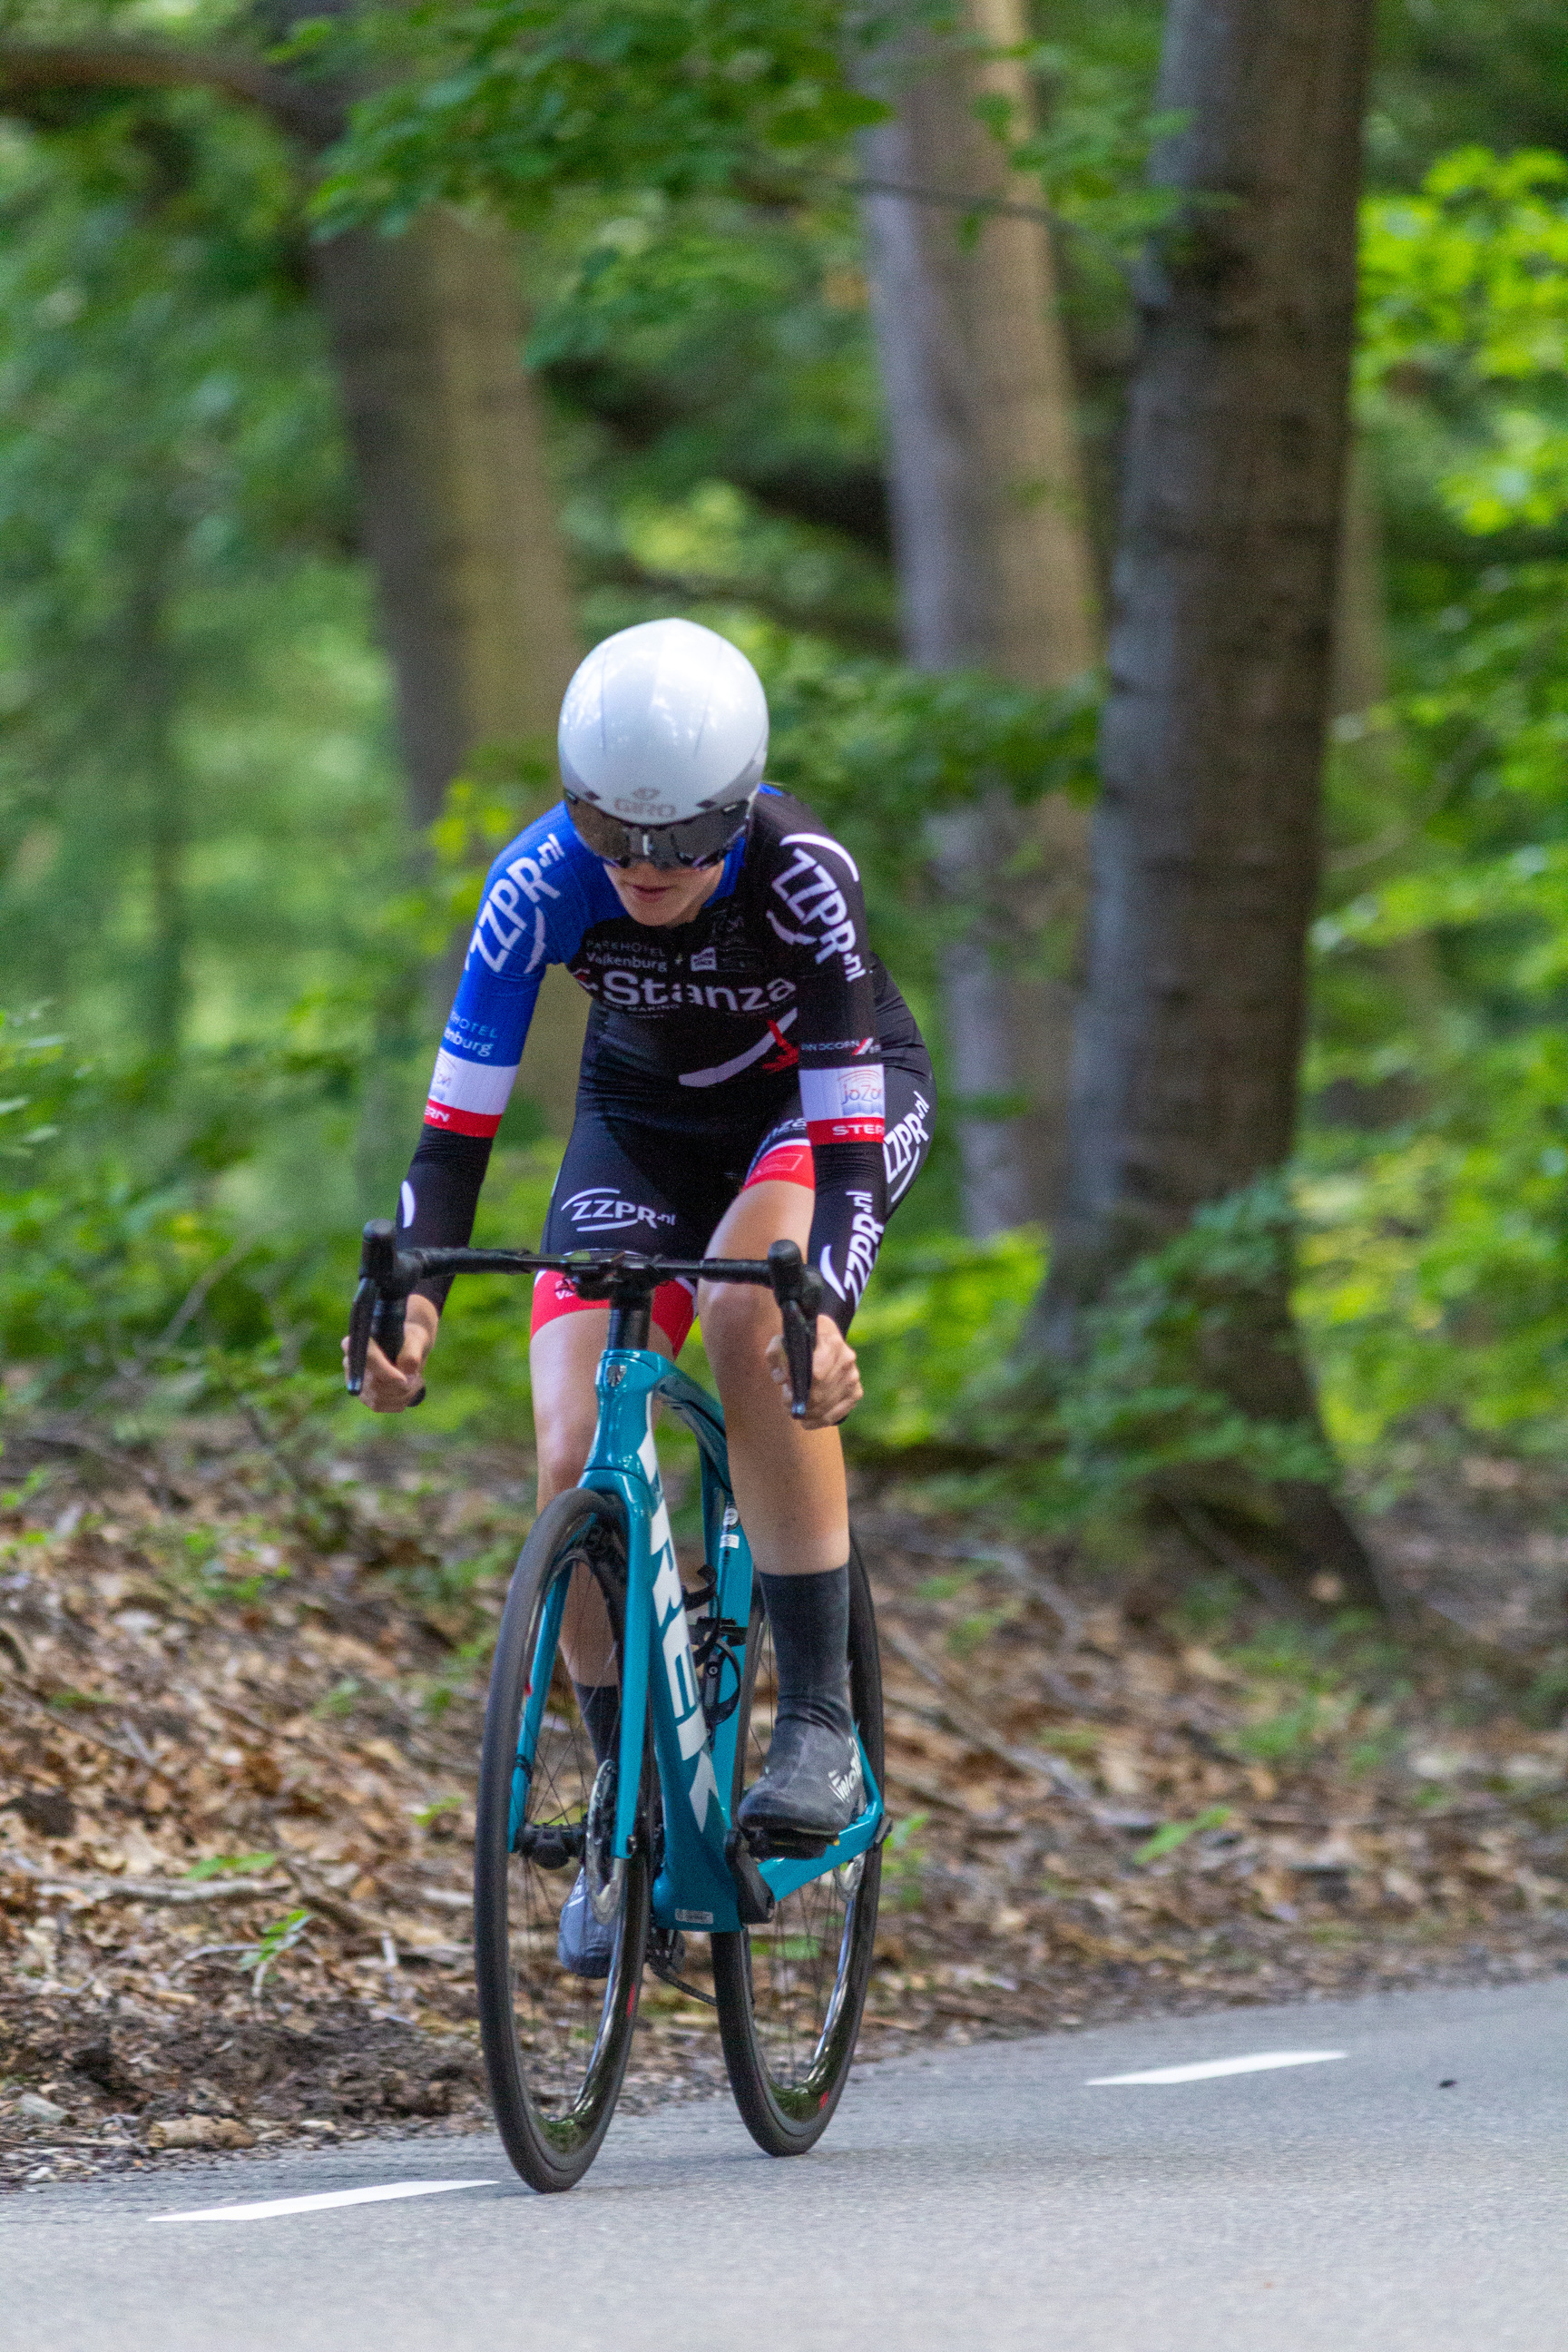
[700,1279,772,1375]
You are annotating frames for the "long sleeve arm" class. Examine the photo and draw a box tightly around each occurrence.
[766,831,888,1332]
[396,819,574,1303]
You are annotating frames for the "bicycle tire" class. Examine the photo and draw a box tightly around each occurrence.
[711,1532,884,2156]
[474,1486,651,2190]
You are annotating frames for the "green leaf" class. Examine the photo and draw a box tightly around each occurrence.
[1133,1807,1232,1867]
[185,1850,279,1882]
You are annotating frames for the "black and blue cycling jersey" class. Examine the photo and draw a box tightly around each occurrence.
[397,787,934,1332]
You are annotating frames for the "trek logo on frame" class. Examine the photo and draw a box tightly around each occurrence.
[639,1432,720,1831]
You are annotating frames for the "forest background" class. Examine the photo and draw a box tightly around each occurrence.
[4,0,1568,1570]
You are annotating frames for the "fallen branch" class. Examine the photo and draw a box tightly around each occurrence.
[33,1874,290,1907]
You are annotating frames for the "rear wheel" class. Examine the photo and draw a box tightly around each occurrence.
[474,1487,650,2191]
[711,1534,883,2155]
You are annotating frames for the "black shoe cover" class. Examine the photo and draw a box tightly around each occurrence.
[556,1868,616,1978]
[738,1712,865,1859]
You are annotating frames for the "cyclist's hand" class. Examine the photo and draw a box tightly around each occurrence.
[766,1315,862,1429]
[343,1295,438,1412]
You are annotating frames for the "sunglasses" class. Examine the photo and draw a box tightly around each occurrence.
[564,794,752,872]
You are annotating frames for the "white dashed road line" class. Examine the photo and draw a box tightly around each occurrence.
[154,2180,500,2223]
[1087,2050,1347,2086]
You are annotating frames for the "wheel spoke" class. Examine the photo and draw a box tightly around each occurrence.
[734,1615,864,2093]
[712,1538,882,2153]
[475,1493,647,2190]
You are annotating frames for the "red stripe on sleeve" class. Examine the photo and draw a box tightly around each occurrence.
[806,1117,886,1146]
[423,1100,504,1138]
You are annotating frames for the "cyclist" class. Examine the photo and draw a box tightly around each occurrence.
[347,618,933,1969]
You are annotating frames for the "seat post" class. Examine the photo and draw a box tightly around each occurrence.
[605,1284,653,1352]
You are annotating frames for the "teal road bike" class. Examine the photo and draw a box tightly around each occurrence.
[347,1221,887,2192]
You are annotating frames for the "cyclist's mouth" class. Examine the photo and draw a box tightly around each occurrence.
[621,877,681,911]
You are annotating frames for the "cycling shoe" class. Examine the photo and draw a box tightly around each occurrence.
[737,1713,865,1859]
[556,1868,616,1978]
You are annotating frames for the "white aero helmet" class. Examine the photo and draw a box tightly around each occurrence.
[557,619,769,868]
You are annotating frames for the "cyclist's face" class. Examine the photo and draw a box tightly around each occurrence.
[603,859,726,927]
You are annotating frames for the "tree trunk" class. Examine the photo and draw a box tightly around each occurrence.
[858,0,1099,1233]
[310,209,586,1128]
[1029,0,1387,1604]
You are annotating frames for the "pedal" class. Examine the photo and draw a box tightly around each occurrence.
[724,1828,778,1925]
[740,1821,834,1863]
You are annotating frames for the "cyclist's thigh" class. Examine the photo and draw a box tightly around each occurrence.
[703,1176,812,1268]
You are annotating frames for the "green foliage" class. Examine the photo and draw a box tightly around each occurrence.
[1361,148,1568,531]
[847,1225,1044,1451]
[1374,0,1568,172]
[0,1002,561,1445]
[0,1006,69,1158]
[1050,1183,1337,1505]
[411,1794,463,1827]
[846,1185,1337,1532]
[314,1678,361,1719]
[312,0,891,233]
[993,29,1185,259]
[1298,1034,1568,1459]
[0,1022,359,1424]
[243,1905,311,1993]
[0,91,404,1071]
[9,8,1568,1536]
[879,1809,929,1912]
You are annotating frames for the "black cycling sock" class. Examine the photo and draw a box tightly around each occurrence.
[757,1566,851,1740]
[573,1681,620,1769]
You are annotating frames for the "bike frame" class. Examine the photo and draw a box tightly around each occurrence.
[519,1341,883,1936]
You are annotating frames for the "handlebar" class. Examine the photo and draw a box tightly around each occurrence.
[345,1224,826,1419]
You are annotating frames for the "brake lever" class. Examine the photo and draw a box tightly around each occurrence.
[767,1239,823,1421]
[345,1220,424,1405]
[345,1273,377,1396]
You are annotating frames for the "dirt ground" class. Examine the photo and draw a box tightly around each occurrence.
[4,1423,1567,2189]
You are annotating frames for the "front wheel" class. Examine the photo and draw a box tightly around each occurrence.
[474,1487,650,2191]
[711,1534,884,2156]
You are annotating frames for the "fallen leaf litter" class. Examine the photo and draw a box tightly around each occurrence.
[4,1426,1566,2187]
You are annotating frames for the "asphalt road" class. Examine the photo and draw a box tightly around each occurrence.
[3,1977,1563,2352]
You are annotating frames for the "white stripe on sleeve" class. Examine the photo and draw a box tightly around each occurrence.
[426,1048,520,1117]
